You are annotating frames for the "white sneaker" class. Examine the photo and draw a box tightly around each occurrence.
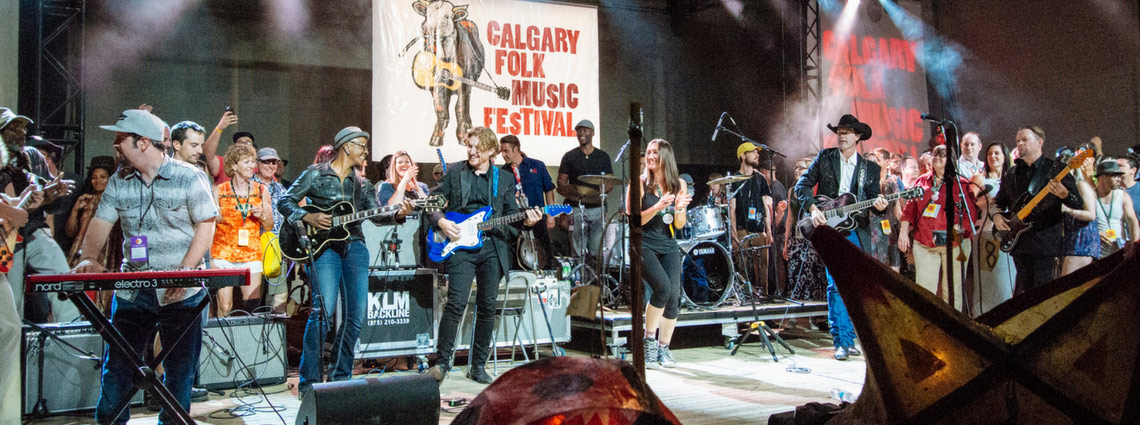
[658,345,677,368]
[645,339,663,369]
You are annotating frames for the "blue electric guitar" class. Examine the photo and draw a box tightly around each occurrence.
[427,205,572,262]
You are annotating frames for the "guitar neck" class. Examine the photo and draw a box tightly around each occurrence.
[1015,168,1072,221]
[828,189,909,217]
[332,204,401,226]
[446,72,499,95]
[477,211,528,231]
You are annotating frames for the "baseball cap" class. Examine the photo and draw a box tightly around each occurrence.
[233,131,255,144]
[257,147,281,161]
[99,109,166,141]
[574,119,595,131]
[737,142,759,159]
[0,107,32,131]
[433,164,444,174]
[333,126,370,150]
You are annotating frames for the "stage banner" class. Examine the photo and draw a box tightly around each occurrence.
[819,1,930,159]
[373,0,600,166]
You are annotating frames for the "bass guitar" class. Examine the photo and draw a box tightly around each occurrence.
[427,205,572,262]
[411,51,511,100]
[995,148,1092,252]
[797,186,925,237]
[280,195,446,261]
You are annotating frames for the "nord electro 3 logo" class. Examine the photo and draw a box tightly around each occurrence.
[368,291,410,324]
[32,282,85,292]
[114,279,161,289]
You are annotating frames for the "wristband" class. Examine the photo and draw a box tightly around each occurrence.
[215,128,223,134]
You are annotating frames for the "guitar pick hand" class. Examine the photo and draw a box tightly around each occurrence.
[303,212,332,230]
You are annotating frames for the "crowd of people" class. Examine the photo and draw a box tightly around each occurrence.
[3,99,1140,423]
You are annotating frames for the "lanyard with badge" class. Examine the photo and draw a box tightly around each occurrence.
[1098,191,1119,241]
[129,180,156,265]
[231,180,253,247]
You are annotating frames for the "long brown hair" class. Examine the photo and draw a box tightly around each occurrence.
[385,150,420,190]
[642,139,680,195]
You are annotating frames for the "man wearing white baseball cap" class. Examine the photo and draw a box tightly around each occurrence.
[75,108,219,424]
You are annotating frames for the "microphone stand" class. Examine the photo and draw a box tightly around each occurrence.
[296,222,330,383]
[717,127,787,158]
[941,120,978,315]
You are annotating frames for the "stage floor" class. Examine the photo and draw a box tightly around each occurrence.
[24,326,865,425]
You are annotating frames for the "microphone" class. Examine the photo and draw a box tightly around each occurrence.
[920,113,947,123]
[712,112,727,141]
[982,184,994,194]
[203,330,235,364]
[615,139,631,163]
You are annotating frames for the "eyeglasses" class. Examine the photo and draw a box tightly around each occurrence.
[259,159,279,165]
[347,141,368,150]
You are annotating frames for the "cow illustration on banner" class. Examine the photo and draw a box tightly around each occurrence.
[407,0,511,147]
[375,0,600,166]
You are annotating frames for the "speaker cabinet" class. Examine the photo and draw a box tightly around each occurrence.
[296,373,440,425]
[22,322,143,415]
[356,268,439,358]
[198,314,287,391]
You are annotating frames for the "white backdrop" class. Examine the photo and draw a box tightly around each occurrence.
[372,0,599,166]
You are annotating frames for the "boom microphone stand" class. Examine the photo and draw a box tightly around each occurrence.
[296,221,331,383]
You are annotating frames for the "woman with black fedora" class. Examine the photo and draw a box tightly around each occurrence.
[793,114,888,361]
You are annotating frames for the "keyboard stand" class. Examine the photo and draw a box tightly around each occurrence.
[64,289,214,425]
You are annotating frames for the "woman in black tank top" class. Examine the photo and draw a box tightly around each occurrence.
[625,139,692,368]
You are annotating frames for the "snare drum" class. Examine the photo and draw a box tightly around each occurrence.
[687,205,727,239]
[681,240,734,308]
[602,222,630,269]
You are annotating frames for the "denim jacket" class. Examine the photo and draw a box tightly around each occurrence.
[279,162,400,242]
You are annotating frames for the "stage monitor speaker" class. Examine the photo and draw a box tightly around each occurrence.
[296,373,440,425]
[22,322,144,415]
[362,215,424,269]
[198,314,288,391]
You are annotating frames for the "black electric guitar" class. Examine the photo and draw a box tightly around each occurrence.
[280,196,446,260]
[797,186,924,237]
[995,148,1093,252]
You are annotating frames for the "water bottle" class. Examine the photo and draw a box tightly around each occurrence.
[830,388,857,403]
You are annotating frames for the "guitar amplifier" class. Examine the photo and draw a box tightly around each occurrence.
[454,271,572,351]
[22,322,144,415]
[362,214,424,269]
[356,268,439,358]
[198,314,287,391]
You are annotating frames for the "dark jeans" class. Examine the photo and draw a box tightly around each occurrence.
[299,241,370,390]
[1012,253,1057,295]
[824,231,863,349]
[436,244,502,368]
[96,290,205,425]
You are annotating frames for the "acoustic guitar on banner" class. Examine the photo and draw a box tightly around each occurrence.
[994,148,1092,253]
[427,205,572,262]
[411,51,511,101]
[280,196,446,261]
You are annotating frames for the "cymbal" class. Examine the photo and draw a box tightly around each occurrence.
[557,184,602,204]
[578,174,622,186]
[707,175,750,186]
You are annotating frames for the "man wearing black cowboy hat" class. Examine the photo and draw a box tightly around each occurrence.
[793,114,888,361]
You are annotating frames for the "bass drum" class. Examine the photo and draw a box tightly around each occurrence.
[681,241,734,308]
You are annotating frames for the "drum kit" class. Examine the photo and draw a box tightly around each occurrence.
[561,173,772,310]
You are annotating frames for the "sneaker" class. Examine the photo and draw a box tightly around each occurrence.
[645,339,662,369]
[834,346,849,361]
[847,346,862,356]
[658,345,677,368]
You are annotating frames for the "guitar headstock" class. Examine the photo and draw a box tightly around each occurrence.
[496,87,511,101]
[415,195,448,211]
[903,186,925,200]
[1063,147,1094,170]
[544,205,573,217]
